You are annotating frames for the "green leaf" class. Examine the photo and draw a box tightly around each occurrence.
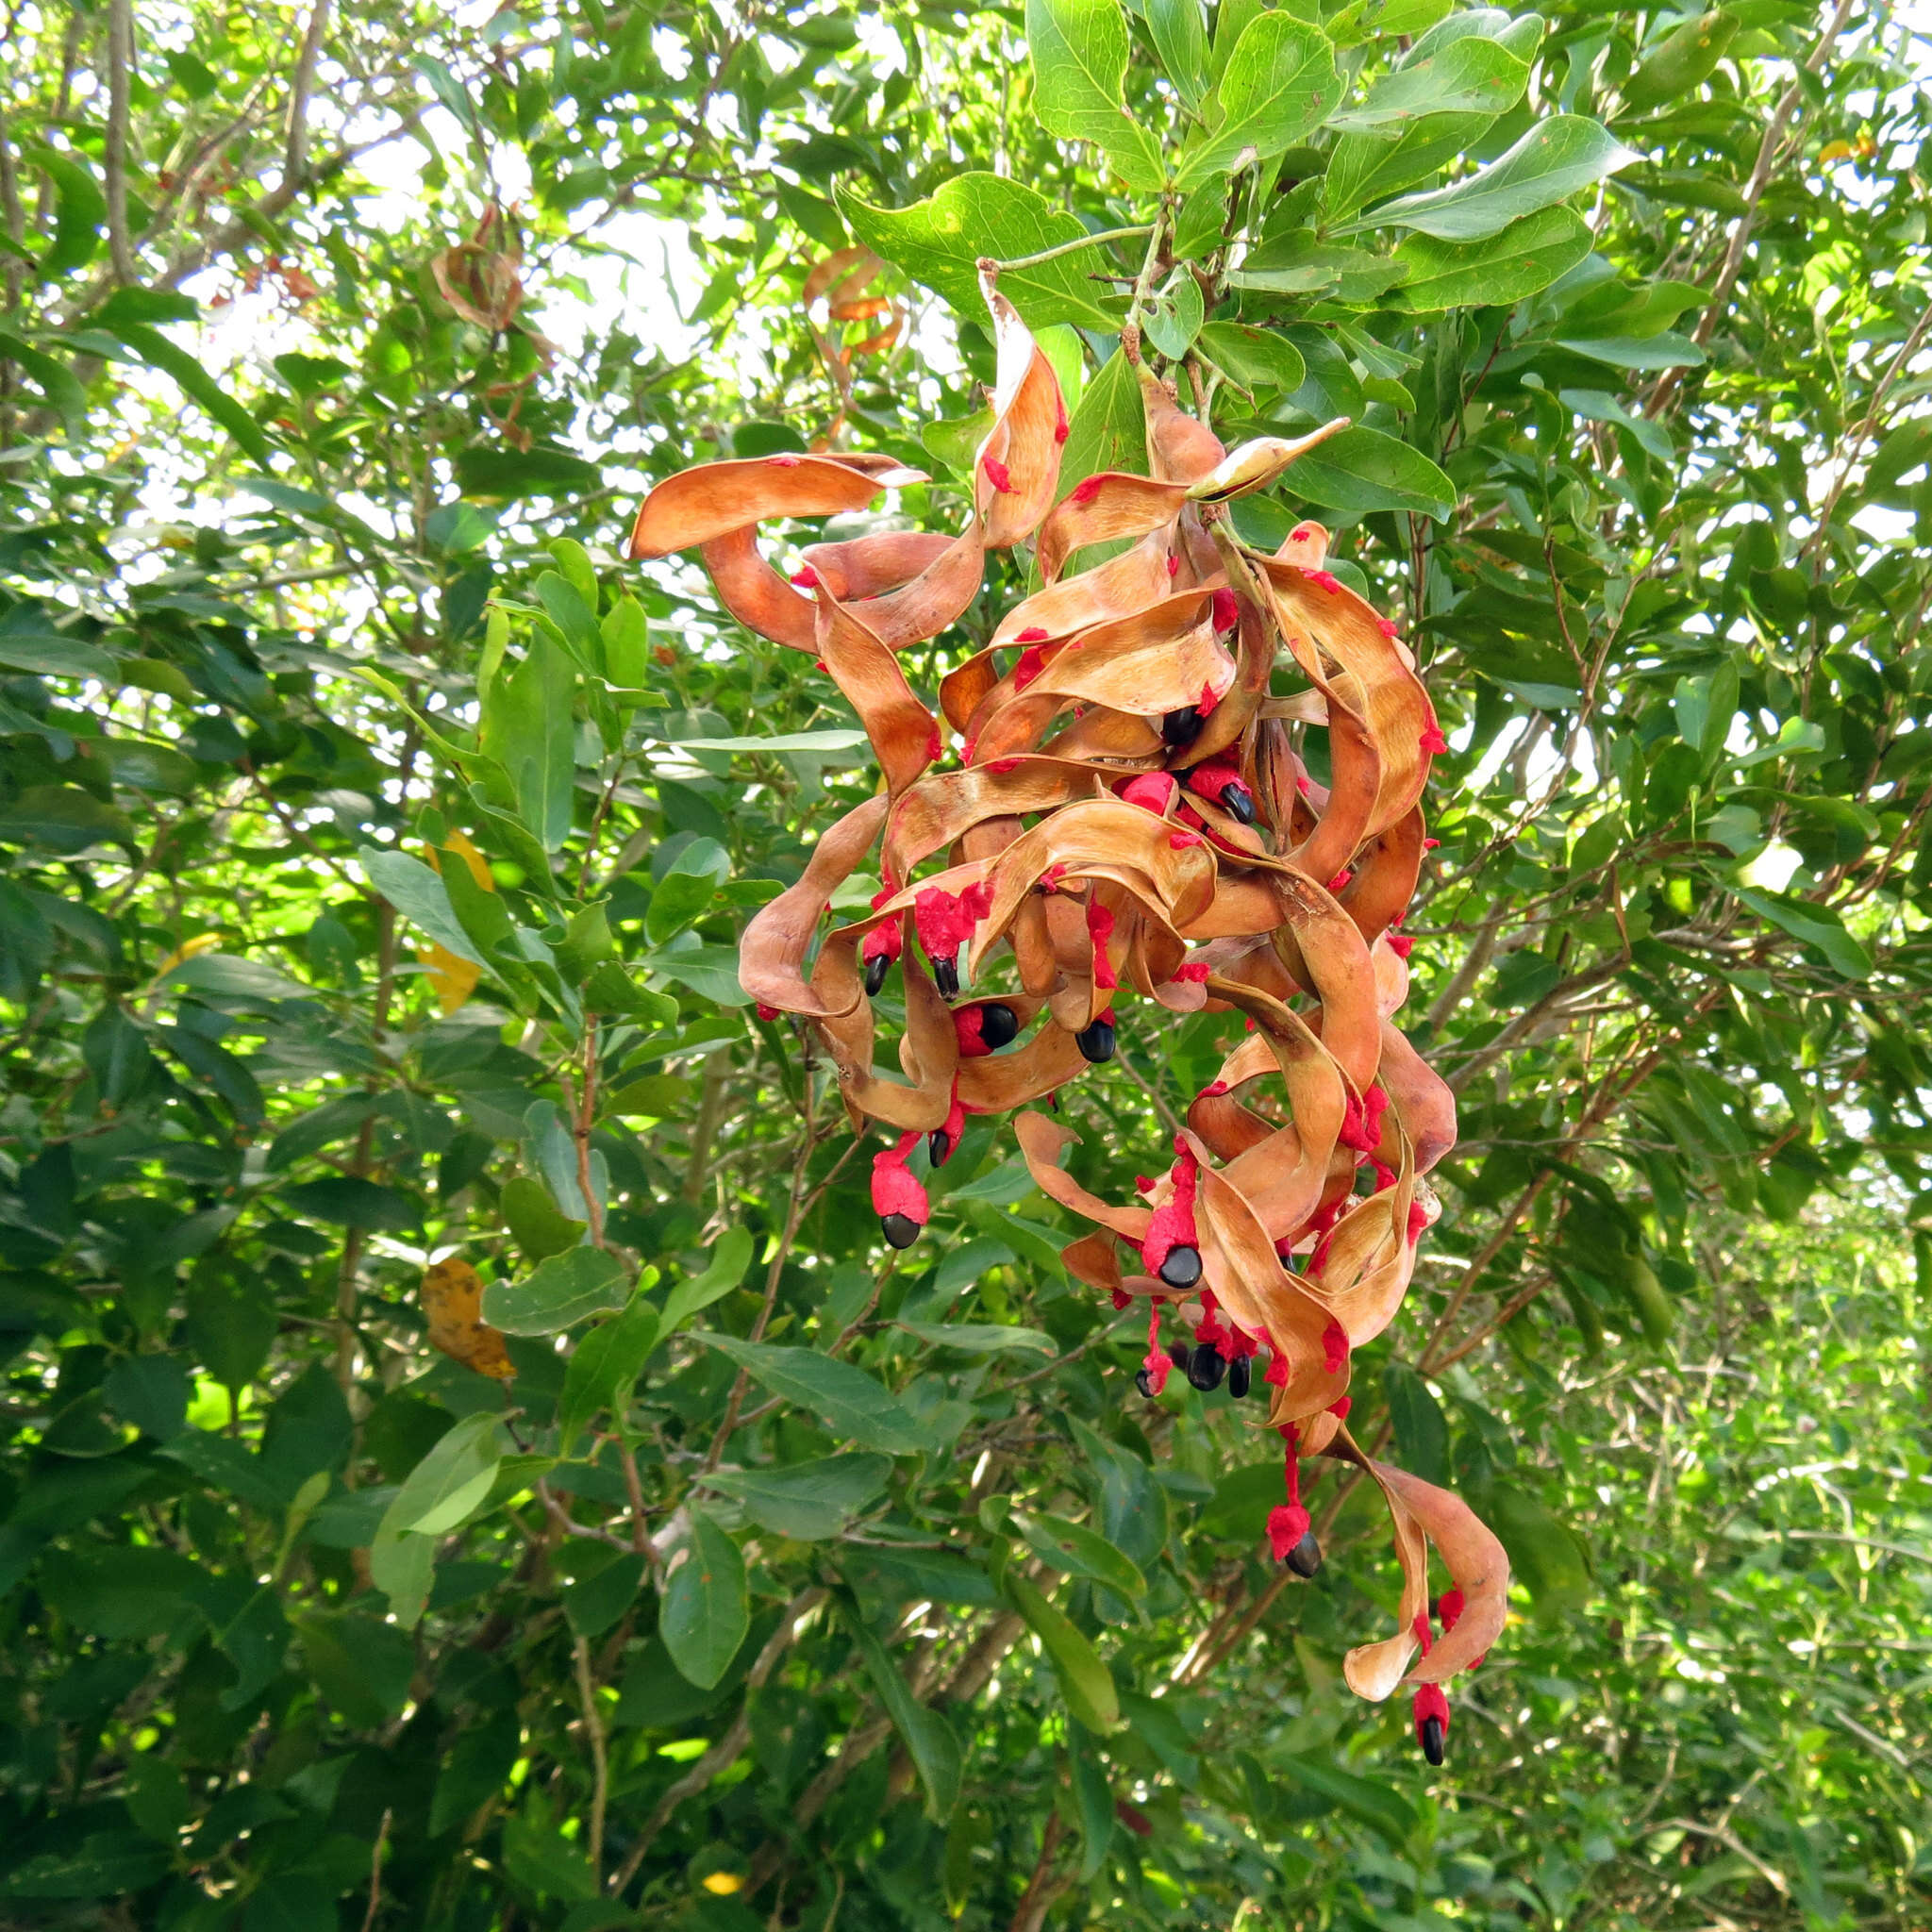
[702,1453,891,1539]
[483,1247,630,1335]
[295,1610,418,1727]
[1551,331,1706,370]
[562,1546,647,1639]
[479,638,576,852]
[1146,0,1209,107]
[1275,1754,1417,1843]
[1393,206,1593,311]
[32,148,105,277]
[1382,1361,1451,1485]
[454,444,601,501]
[659,1226,758,1333]
[0,785,137,855]
[1142,272,1204,359]
[558,1296,662,1449]
[897,1320,1056,1356]
[1330,34,1528,131]
[641,935,756,1006]
[392,1412,506,1536]
[502,1174,588,1262]
[1172,13,1341,191]
[701,1335,932,1454]
[1010,1508,1147,1597]
[0,330,88,436]
[848,1606,963,1821]
[359,846,486,965]
[1621,9,1740,113]
[1479,1483,1592,1615]
[1285,425,1457,520]
[1005,1573,1121,1731]
[1338,114,1639,240]
[661,1508,748,1690]
[668,728,871,754]
[840,174,1126,333]
[1058,347,1147,502]
[1325,110,1498,223]
[1732,888,1872,981]
[1195,322,1306,392]
[645,836,730,945]
[105,323,274,468]
[1025,0,1165,191]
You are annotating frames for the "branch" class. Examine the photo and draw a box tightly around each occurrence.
[981,225,1154,274]
[608,1586,827,1896]
[285,0,333,188]
[1647,0,1860,418]
[573,1636,609,1878]
[103,0,136,283]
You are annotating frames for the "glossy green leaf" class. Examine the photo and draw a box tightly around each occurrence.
[1025,0,1165,190]
[1173,13,1341,190]
[1285,425,1457,519]
[1005,1573,1121,1732]
[483,1246,629,1334]
[1338,114,1639,239]
[1393,205,1592,310]
[702,1335,931,1453]
[661,1508,748,1689]
[701,1452,891,1539]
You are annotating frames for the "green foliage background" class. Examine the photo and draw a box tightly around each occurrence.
[0,0,1929,1925]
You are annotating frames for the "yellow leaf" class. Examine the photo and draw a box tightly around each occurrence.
[152,932,223,979]
[426,828,497,892]
[422,1255,515,1379]
[700,1874,743,1896]
[418,942,482,1015]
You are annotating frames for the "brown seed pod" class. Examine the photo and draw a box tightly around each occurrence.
[627,274,1506,1739]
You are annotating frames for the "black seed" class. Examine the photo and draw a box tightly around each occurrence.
[880,1212,922,1249]
[933,954,959,999]
[1227,1356,1252,1399]
[1284,1530,1323,1578]
[864,952,891,996]
[1187,1341,1226,1391]
[1222,781,1256,825]
[928,1129,952,1168]
[1075,1018,1116,1063]
[1420,1715,1446,1767]
[1161,705,1205,748]
[1158,1243,1202,1291]
[1167,1341,1192,1379]
[979,1002,1020,1049]
[1134,1365,1156,1399]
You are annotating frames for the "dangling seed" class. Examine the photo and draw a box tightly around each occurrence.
[933,955,960,999]
[928,1129,952,1168]
[1161,705,1204,748]
[1186,1341,1226,1391]
[1158,1243,1202,1290]
[864,952,891,996]
[978,1001,1020,1049]
[1420,1715,1446,1766]
[1222,781,1256,825]
[1284,1529,1323,1578]
[879,1212,922,1249]
[1227,1356,1251,1399]
[1075,1017,1116,1063]
[1167,1341,1192,1379]
[1134,1365,1156,1399]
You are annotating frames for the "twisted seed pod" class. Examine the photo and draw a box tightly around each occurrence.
[628,270,1507,1751]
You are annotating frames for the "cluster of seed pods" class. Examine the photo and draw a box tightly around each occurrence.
[627,268,1507,1763]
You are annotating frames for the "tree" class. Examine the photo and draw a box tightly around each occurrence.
[0,0,1928,1926]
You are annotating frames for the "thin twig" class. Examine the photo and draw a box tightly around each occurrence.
[574,1636,610,1877]
[983,226,1155,274]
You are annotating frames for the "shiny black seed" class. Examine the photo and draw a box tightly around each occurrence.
[1284,1530,1323,1578]
[1161,705,1205,748]
[1158,1243,1203,1291]
[1075,1018,1116,1063]
[1222,781,1257,825]
[1420,1715,1446,1767]
[979,1002,1020,1049]
[1227,1355,1252,1399]
[1134,1365,1156,1399]
[928,1129,952,1168]
[1187,1341,1226,1391]
[880,1212,922,1250]
[933,955,960,999]
[1167,1341,1192,1379]
[864,952,891,996]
